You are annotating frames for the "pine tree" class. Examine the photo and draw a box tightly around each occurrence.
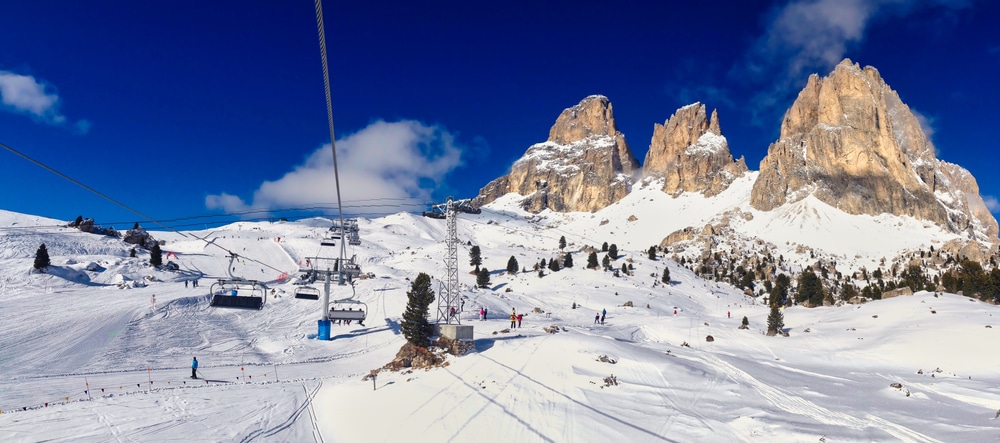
[469,246,482,272]
[771,274,790,306]
[796,269,823,305]
[608,244,618,259]
[558,236,566,250]
[602,254,611,270]
[767,304,784,335]
[477,267,491,288]
[506,256,519,274]
[401,273,435,347]
[620,263,628,275]
[741,315,749,327]
[601,241,608,252]
[587,251,599,269]
[539,258,547,269]
[150,243,163,267]
[538,269,544,278]
[563,253,573,268]
[647,246,657,260]
[548,258,560,272]
[33,243,51,271]
[661,267,670,284]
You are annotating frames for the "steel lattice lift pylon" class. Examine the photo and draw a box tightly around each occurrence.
[423,197,480,324]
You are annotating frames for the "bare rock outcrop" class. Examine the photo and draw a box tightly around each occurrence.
[750,59,998,244]
[643,103,747,196]
[474,95,639,212]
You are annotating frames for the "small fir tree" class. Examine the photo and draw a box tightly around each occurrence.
[602,254,611,269]
[559,235,567,250]
[661,267,671,284]
[620,263,628,275]
[506,256,519,274]
[563,253,573,268]
[767,305,784,335]
[647,246,657,260]
[538,269,544,278]
[150,243,163,267]
[540,258,547,269]
[401,273,435,347]
[601,241,608,252]
[548,258,561,272]
[587,251,599,269]
[608,244,618,259]
[741,315,749,327]
[469,245,482,272]
[477,267,491,288]
[33,243,51,271]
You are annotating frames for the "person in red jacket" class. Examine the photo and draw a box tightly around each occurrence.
[516,313,523,328]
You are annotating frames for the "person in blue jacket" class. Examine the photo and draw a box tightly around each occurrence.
[601,308,607,325]
[191,357,198,379]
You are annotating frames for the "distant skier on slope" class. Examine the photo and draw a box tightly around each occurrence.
[191,357,198,379]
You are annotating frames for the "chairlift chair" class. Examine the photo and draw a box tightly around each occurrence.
[209,278,267,310]
[329,298,367,325]
[294,285,321,300]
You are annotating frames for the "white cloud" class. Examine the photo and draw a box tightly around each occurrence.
[0,71,61,118]
[985,196,1000,214]
[206,120,464,216]
[0,70,88,131]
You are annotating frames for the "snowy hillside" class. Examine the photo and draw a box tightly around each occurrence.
[1,208,999,442]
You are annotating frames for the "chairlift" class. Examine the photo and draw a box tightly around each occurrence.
[329,298,367,325]
[208,253,267,309]
[294,285,321,300]
[209,278,267,309]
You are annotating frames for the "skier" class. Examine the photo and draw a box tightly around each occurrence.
[516,313,523,328]
[185,280,188,288]
[484,308,488,321]
[728,311,731,318]
[594,313,600,324]
[601,308,607,325]
[151,294,156,311]
[510,312,517,329]
[480,307,485,321]
[191,357,198,379]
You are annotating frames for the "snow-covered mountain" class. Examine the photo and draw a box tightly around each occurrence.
[2,205,1000,441]
[474,60,999,272]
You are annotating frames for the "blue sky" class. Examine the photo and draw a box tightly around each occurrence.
[0,0,997,230]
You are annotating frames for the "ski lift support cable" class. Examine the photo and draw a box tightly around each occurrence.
[314,0,348,322]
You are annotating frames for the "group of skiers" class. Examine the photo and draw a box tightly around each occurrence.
[594,308,607,325]
[509,309,523,328]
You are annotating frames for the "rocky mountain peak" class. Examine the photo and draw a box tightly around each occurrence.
[642,103,747,196]
[547,95,618,145]
[751,58,998,248]
[473,95,639,213]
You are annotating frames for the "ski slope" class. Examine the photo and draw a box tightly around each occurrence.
[1,208,998,442]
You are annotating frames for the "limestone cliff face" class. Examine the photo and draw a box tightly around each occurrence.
[643,103,747,196]
[474,95,639,212]
[750,59,998,242]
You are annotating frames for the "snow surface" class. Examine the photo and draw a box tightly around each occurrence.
[1,208,998,442]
